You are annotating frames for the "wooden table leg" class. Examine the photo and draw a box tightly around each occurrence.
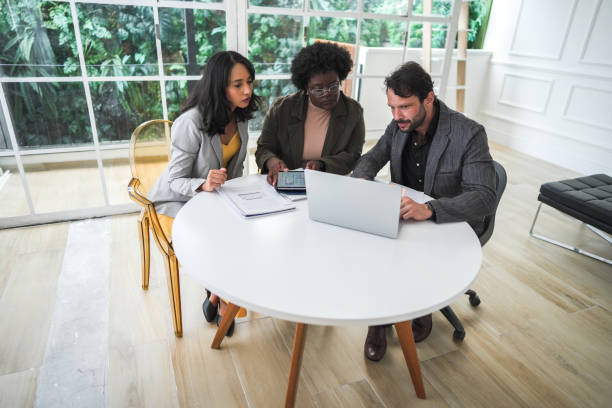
[284,323,307,408]
[211,302,241,349]
[394,320,426,399]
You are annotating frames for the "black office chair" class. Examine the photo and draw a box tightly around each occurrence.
[440,160,507,340]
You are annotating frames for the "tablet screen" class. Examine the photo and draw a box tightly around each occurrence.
[276,171,306,191]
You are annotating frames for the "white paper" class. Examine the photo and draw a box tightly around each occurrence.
[218,175,295,217]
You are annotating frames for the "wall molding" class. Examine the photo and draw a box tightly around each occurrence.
[578,0,612,67]
[509,0,578,60]
[562,84,612,131]
[489,59,612,81]
[479,110,608,151]
[483,123,612,176]
[497,73,554,113]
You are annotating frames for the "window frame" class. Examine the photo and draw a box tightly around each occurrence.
[0,0,462,227]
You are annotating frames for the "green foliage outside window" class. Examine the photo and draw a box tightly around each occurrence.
[159,8,226,76]
[77,4,157,77]
[0,0,492,149]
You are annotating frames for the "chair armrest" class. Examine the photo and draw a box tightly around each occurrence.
[128,178,174,253]
[128,178,153,207]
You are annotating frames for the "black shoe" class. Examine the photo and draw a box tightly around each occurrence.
[412,314,433,342]
[202,289,217,323]
[364,325,387,361]
[216,313,235,337]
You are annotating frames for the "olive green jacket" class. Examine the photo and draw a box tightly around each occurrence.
[255,91,365,174]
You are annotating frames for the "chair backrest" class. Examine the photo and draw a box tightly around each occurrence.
[478,160,508,247]
[129,119,172,196]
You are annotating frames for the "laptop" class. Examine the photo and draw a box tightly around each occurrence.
[305,170,403,238]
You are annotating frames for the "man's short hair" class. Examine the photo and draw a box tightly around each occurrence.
[384,61,434,102]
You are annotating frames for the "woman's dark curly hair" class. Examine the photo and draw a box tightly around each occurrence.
[182,51,261,136]
[290,42,353,91]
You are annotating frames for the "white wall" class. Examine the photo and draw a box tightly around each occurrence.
[479,0,612,175]
[357,47,492,139]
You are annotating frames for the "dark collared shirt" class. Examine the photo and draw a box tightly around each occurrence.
[401,99,440,192]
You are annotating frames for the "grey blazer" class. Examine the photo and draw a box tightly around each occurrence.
[352,99,496,235]
[148,108,249,217]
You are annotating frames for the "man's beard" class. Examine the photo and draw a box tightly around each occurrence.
[396,103,426,132]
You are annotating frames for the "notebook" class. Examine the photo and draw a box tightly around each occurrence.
[218,175,295,217]
[305,170,403,238]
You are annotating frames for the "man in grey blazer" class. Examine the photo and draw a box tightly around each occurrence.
[352,62,496,362]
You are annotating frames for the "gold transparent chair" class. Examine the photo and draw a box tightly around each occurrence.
[127,119,182,337]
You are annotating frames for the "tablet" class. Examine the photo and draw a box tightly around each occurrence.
[276,170,306,192]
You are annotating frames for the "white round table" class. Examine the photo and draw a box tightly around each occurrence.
[173,175,482,407]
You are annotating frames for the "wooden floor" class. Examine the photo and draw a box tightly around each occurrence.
[1,142,611,407]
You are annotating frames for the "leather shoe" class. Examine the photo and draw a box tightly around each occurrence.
[364,325,387,361]
[202,289,217,323]
[412,314,433,342]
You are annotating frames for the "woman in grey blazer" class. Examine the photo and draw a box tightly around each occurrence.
[148,51,261,336]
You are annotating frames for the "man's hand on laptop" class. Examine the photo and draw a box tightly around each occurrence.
[265,157,288,187]
[400,196,433,221]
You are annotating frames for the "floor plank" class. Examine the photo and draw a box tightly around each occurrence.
[228,317,316,408]
[312,379,386,408]
[0,368,38,408]
[333,325,450,408]
[275,321,365,395]
[0,250,64,376]
[171,325,248,408]
[108,340,179,408]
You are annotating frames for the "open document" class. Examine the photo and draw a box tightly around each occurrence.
[218,175,295,217]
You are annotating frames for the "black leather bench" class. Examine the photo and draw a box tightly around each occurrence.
[530,174,612,264]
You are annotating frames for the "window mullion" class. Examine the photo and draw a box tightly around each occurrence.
[438,0,462,98]
[153,5,168,120]
[350,0,365,100]
[0,85,36,215]
[69,0,110,206]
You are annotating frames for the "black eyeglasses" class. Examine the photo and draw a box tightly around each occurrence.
[309,82,341,97]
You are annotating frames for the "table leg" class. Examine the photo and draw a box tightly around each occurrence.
[284,323,307,408]
[211,302,241,349]
[394,320,426,399]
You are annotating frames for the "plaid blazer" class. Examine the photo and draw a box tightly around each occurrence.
[352,99,496,235]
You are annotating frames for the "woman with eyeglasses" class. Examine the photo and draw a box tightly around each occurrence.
[255,42,365,185]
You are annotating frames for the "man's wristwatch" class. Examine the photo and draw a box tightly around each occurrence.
[425,201,436,221]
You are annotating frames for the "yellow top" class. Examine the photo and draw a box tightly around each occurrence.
[222,132,241,168]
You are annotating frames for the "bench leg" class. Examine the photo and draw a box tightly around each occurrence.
[530,203,612,265]
[585,224,612,244]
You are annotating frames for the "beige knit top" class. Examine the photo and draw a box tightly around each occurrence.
[302,99,331,161]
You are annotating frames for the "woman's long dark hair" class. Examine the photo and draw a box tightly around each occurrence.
[181,51,261,136]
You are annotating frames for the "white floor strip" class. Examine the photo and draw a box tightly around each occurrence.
[34,218,111,408]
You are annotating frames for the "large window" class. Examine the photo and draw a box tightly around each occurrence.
[0,0,490,225]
